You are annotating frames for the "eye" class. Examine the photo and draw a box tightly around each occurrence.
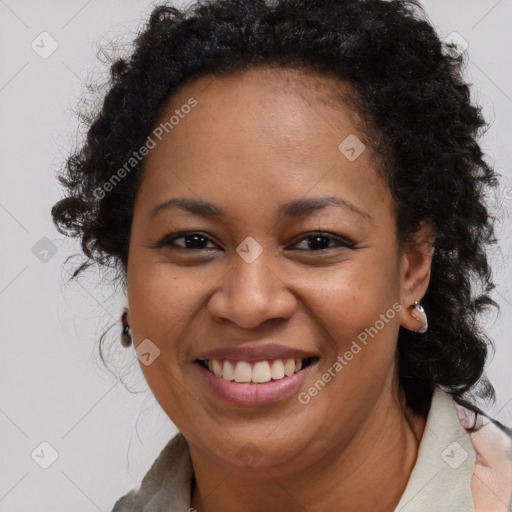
[155,231,219,250]
[288,231,355,251]
[154,230,355,252]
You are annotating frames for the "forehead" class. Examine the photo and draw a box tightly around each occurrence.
[134,65,392,223]
[170,65,364,134]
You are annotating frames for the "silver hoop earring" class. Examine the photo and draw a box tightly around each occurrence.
[409,301,428,333]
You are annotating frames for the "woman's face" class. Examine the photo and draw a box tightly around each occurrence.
[126,67,432,471]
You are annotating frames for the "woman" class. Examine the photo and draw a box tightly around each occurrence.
[51,0,512,510]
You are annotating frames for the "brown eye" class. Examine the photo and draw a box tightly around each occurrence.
[289,232,355,251]
[154,230,355,252]
[156,232,218,250]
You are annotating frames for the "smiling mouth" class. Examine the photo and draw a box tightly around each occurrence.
[196,356,319,384]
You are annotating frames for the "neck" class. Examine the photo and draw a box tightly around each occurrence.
[189,382,428,512]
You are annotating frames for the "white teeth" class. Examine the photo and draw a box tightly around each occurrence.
[204,357,308,383]
[212,359,223,377]
[252,361,272,383]
[270,359,285,379]
[284,359,296,377]
[222,360,235,381]
[234,361,252,383]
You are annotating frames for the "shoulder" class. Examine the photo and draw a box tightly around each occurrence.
[111,490,138,512]
[109,432,193,512]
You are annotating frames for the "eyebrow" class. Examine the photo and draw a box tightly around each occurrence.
[148,195,371,220]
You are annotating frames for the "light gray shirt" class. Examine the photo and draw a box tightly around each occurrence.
[111,386,512,512]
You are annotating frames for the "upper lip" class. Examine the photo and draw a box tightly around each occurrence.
[195,343,319,362]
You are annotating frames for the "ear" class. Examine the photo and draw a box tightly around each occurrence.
[398,220,437,332]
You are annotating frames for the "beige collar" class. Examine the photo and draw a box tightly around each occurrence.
[393,386,477,511]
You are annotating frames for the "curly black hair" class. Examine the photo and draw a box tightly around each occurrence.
[51,0,508,430]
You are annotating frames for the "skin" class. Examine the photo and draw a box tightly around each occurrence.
[126,66,437,512]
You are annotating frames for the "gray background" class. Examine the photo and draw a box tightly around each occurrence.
[0,1,511,510]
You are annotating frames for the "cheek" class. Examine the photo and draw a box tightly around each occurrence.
[126,261,210,426]
[126,258,209,340]
[301,251,402,396]
[301,250,401,337]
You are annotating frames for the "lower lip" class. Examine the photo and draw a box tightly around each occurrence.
[195,361,318,406]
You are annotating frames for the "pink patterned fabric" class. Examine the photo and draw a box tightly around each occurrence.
[454,403,512,512]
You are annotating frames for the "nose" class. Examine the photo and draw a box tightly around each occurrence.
[206,250,297,329]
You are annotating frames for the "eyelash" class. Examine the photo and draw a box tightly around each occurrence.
[154,231,355,252]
